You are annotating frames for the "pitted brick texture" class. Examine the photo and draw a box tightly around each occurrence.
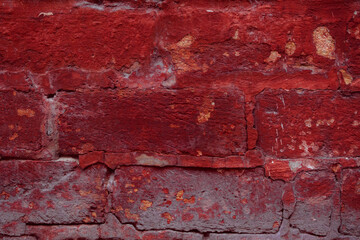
[1,0,360,239]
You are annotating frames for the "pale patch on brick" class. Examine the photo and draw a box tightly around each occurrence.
[176,35,194,48]
[17,108,35,117]
[285,41,296,56]
[313,26,335,59]
[339,69,353,85]
[304,118,312,128]
[136,154,169,167]
[265,51,281,63]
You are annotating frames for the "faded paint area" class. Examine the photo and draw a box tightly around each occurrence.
[109,167,284,233]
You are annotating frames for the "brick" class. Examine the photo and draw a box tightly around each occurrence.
[58,88,246,157]
[99,214,203,240]
[0,237,36,240]
[346,14,360,77]
[340,168,360,236]
[109,167,284,233]
[155,1,350,94]
[79,151,104,169]
[0,91,46,158]
[37,69,117,95]
[255,89,360,158]
[0,72,32,91]
[0,160,108,227]
[26,225,99,240]
[0,2,156,73]
[99,214,141,240]
[290,171,336,236]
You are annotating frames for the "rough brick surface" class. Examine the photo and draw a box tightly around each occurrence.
[340,168,360,236]
[255,89,360,158]
[58,89,246,157]
[0,91,46,159]
[289,171,336,236]
[109,167,283,233]
[1,0,360,239]
[0,2,156,73]
[0,160,108,236]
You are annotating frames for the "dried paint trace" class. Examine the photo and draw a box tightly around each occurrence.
[1,0,360,239]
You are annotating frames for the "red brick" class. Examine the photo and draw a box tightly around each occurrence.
[255,89,360,158]
[0,160,108,227]
[79,151,104,169]
[58,88,246,157]
[0,91,46,158]
[346,13,360,78]
[0,1,156,73]
[0,72,32,91]
[290,171,336,236]
[37,68,117,95]
[155,1,350,95]
[340,168,360,236]
[109,167,284,233]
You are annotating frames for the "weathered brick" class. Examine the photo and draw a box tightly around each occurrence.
[0,91,46,158]
[0,1,156,73]
[26,225,99,240]
[37,68,117,95]
[58,88,246,157]
[0,72,32,91]
[0,160,108,229]
[255,89,360,158]
[155,1,350,95]
[99,214,203,240]
[109,167,284,233]
[340,168,360,236]
[290,171,336,236]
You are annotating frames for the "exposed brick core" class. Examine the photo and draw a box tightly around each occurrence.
[1,0,360,239]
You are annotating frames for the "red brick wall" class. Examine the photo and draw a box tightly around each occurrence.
[1,0,360,239]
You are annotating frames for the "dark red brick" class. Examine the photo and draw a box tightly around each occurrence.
[0,91,46,158]
[290,171,336,236]
[0,72,32,91]
[58,88,246,157]
[155,1,351,95]
[109,167,284,233]
[0,1,156,73]
[340,168,360,236]
[0,160,108,230]
[255,89,360,158]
